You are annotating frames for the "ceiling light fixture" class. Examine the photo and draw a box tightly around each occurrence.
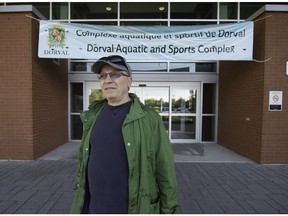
[106,6,112,11]
[159,6,165,11]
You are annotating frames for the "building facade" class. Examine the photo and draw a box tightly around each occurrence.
[0,6,68,160]
[219,5,288,163]
[0,2,287,163]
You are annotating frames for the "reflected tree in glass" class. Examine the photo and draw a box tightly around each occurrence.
[89,89,105,105]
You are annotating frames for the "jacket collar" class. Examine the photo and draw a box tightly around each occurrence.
[124,93,145,124]
[88,93,145,123]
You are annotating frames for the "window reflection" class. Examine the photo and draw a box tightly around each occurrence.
[69,61,217,73]
[52,2,68,19]
[196,62,217,72]
[120,21,168,26]
[71,2,117,19]
[171,3,217,19]
[129,62,167,72]
[71,21,118,25]
[202,116,215,141]
[89,89,104,105]
[240,3,264,19]
[203,83,216,114]
[143,88,169,113]
[71,115,83,140]
[70,83,83,113]
[171,89,197,113]
[70,62,94,72]
[170,21,217,26]
[220,3,237,19]
[120,2,168,19]
[161,116,169,132]
[170,63,195,72]
[130,87,169,114]
[171,116,196,139]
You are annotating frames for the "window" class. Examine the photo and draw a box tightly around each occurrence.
[220,2,237,19]
[70,83,83,140]
[240,3,264,19]
[196,62,217,73]
[52,2,68,20]
[202,83,216,142]
[120,21,167,26]
[71,21,117,25]
[170,63,195,72]
[70,62,95,73]
[171,3,217,19]
[70,83,83,113]
[7,2,50,19]
[129,62,168,72]
[71,2,117,19]
[71,115,83,140]
[202,83,216,114]
[170,21,217,26]
[120,2,168,19]
[202,116,215,141]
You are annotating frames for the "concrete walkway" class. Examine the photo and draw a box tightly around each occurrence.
[0,142,288,213]
[39,141,254,163]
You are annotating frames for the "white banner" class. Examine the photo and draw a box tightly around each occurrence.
[38,20,254,61]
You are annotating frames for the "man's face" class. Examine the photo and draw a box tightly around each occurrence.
[99,64,132,106]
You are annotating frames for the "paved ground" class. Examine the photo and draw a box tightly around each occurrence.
[1,159,288,214]
[40,141,254,163]
[0,160,75,214]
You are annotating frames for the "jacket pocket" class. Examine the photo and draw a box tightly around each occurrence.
[149,192,160,213]
[138,192,160,214]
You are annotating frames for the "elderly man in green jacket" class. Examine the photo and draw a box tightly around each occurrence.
[70,55,178,214]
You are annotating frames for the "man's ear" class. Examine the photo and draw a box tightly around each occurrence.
[128,77,132,89]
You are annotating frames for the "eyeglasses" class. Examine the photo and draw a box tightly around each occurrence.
[99,55,128,69]
[97,71,129,81]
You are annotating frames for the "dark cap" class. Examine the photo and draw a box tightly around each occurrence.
[92,55,132,76]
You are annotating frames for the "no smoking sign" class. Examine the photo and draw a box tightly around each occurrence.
[269,91,283,111]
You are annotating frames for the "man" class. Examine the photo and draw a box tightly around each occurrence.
[70,55,178,214]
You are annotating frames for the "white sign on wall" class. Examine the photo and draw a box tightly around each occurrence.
[269,91,283,111]
[38,20,254,61]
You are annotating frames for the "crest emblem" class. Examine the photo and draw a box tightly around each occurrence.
[48,25,66,48]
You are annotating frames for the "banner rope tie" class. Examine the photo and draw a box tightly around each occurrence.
[253,15,273,23]
[253,57,272,63]
[251,15,273,63]
[25,15,40,21]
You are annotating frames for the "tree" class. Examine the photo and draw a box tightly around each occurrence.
[89,89,105,104]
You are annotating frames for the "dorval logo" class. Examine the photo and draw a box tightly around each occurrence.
[48,25,66,48]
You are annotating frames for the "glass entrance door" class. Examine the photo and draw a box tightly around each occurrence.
[170,87,198,142]
[129,86,170,134]
[130,82,200,143]
[85,82,200,143]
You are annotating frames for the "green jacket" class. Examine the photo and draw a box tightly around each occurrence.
[70,93,178,214]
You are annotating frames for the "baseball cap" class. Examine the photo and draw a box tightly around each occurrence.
[91,55,132,76]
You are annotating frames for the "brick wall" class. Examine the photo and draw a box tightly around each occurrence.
[0,11,68,160]
[31,17,68,159]
[261,12,288,163]
[0,12,34,159]
[218,11,288,163]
